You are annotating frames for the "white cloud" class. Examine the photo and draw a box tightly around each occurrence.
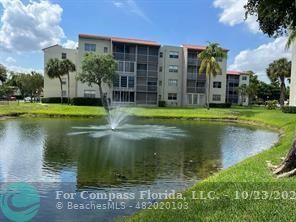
[0,0,65,52]
[5,56,16,64]
[112,0,152,24]
[62,40,78,49]
[229,37,292,80]
[113,1,123,8]
[213,0,259,33]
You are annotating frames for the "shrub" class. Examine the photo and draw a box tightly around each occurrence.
[209,103,232,108]
[282,106,296,113]
[41,97,69,104]
[158,100,166,107]
[71,97,102,106]
[265,100,278,110]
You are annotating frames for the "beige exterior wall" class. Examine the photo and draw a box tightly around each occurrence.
[77,37,113,99]
[43,45,78,98]
[290,43,296,106]
[208,58,227,104]
[158,46,183,106]
[239,74,250,105]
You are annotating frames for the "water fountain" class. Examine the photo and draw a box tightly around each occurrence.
[69,104,186,140]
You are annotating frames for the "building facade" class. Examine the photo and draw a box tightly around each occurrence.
[290,43,296,106]
[226,71,250,106]
[43,34,246,107]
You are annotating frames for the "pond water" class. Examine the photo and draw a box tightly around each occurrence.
[0,118,278,221]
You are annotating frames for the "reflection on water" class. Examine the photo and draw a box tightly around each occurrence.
[0,118,278,221]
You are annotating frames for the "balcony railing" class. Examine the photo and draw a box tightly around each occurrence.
[188,58,199,66]
[113,52,136,61]
[187,87,206,94]
[187,72,206,80]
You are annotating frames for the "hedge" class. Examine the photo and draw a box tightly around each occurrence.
[282,106,296,113]
[158,101,166,107]
[41,97,70,104]
[209,103,232,108]
[71,97,102,106]
[41,97,102,106]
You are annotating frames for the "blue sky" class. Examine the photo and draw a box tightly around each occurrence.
[0,0,292,81]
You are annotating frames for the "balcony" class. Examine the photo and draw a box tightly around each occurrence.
[187,87,206,94]
[188,58,199,66]
[113,52,136,61]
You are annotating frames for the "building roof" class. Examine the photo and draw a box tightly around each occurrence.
[42,44,60,51]
[227,70,248,75]
[182,44,207,51]
[182,44,229,51]
[79,33,160,46]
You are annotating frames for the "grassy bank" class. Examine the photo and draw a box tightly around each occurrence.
[1,103,296,221]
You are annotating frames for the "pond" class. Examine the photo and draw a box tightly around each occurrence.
[0,118,278,221]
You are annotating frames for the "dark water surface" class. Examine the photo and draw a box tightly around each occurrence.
[0,118,278,221]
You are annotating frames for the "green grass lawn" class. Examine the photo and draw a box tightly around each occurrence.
[1,102,296,221]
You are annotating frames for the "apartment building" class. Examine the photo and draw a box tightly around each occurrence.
[43,33,234,107]
[226,71,250,105]
[290,43,296,106]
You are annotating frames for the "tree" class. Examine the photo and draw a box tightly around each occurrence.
[245,0,296,37]
[246,71,259,104]
[0,64,7,84]
[78,53,117,112]
[60,59,76,104]
[45,58,65,104]
[266,58,291,107]
[198,42,227,109]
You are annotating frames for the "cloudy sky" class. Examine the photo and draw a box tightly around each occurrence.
[0,0,292,81]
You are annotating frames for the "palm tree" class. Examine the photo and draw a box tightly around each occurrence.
[286,29,296,49]
[60,59,76,104]
[198,42,227,109]
[266,58,291,107]
[0,64,7,84]
[45,58,65,104]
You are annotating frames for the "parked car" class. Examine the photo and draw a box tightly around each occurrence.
[24,97,32,103]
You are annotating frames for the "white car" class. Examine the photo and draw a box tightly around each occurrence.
[24,97,32,102]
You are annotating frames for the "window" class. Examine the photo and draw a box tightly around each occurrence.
[121,76,127,88]
[104,47,108,53]
[159,52,163,58]
[213,81,222,88]
[212,94,221,101]
[148,81,157,91]
[128,76,134,88]
[169,65,178,73]
[159,80,162,86]
[125,62,134,72]
[61,79,67,85]
[159,66,163,72]
[137,64,147,70]
[61,53,67,59]
[117,61,124,72]
[168,79,178,87]
[62,90,67,97]
[169,51,179,59]
[242,76,248,81]
[168,93,177,100]
[84,90,96,98]
[113,76,119,87]
[84,43,96,52]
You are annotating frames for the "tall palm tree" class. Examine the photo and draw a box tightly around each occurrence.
[286,29,296,49]
[0,64,7,84]
[198,42,227,109]
[45,58,65,104]
[60,59,76,104]
[266,58,291,107]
